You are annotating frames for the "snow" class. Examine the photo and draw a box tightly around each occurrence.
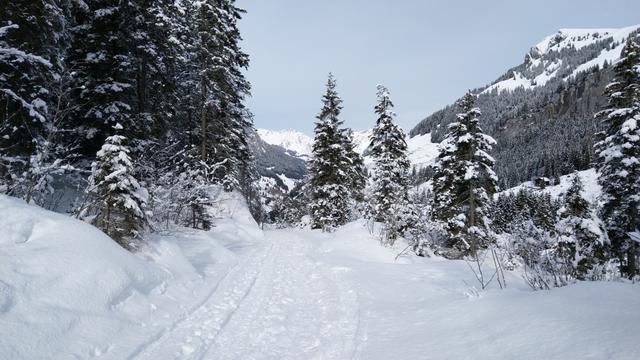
[482,25,640,94]
[502,168,601,203]
[484,71,534,93]
[0,192,262,359]
[277,173,296,191]
[406,132,440,170]
[351,129,374,154]
[256,128,313,157]
[259,128,439,171]
[3,190,640,359]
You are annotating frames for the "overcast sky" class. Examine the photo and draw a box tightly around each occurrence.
[236,0,640,135]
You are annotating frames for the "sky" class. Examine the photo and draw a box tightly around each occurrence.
[236,0,640,135]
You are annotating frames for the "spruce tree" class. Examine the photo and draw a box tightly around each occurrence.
[555,173,608,281]
[66,0,139,155]
[342,128,367,213]
[594,36,640,279]
[432,92,498,258]
[192,0,253,192]
[308,74,352,231]
[0,0,66,193]
[86,123,149,249]
[366,85,413,244]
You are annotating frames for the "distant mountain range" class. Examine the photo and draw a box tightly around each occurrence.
[253,25,640,191]
[411,25,640,188]
[252,128,439,191]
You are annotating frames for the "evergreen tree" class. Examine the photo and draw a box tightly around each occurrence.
[192,0,253,191]
[308,74,352,231]
[0,0,67,193]
[85,123,149,249]
[432,92,499,258]
[366,85,413,244]
[342,128,367,213]
[66,0,140,155]
[594,36,640,278]
[555,173,608,281]
[131,0,182,140]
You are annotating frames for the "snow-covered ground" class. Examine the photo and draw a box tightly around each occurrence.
[2,194,639,359]
[502,168,600,203]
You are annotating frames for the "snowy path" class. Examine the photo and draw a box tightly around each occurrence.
[131,230,360,360]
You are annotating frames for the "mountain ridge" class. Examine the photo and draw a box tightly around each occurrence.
[410,24,640,188]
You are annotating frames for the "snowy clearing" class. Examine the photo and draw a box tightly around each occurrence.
[1,195,639,359]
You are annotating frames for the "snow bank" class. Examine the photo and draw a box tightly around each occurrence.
[0,195,165,358]
[0,192,263,359]
[305,222,640,360]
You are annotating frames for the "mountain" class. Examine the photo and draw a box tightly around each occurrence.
[410,25,640,188]
[256,128,439,182]
[256,128,379,160]
[484,26,640,94]
[256,129,314,158]
[249,130,308,190]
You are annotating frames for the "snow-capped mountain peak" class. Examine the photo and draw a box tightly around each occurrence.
[258,127,439,171]
[483,25,640,94]
[533,26,638,54]
[256,128,313,157]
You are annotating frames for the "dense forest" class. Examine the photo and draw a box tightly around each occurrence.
[1,0,263,247]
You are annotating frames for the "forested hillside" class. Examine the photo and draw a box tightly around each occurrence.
[411,26,640,187]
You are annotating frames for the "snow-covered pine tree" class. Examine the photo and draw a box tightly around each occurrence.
[170,0,200,139]
[308,74,353,231]
[66,0,139,155]
[129,0,182,141]
[342,128,367,215]
[180,149,215,230]
[0,0,66,194]
[432,92,498,258]
[192,0,253,192]
[594,36,640,279]
[366,85,413,244]
[555,173,608,282]
[86,123,149,249]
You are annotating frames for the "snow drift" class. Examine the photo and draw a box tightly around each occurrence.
[0,192,262,359]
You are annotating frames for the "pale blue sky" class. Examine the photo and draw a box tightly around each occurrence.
[237,0,640,135]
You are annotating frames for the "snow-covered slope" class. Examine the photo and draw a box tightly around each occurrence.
[483,25,640,94]
[257,128,313,157]
[351,129,374,154]
[258,128,439,170]
[406,132,439,170]
[502,168,600,203]
[0,192,263,359]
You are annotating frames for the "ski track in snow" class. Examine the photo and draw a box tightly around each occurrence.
[130,231,360,360]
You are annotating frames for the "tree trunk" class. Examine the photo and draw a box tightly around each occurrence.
[200,79,207,162]
[628,244,637,279]
[467,143,477,255]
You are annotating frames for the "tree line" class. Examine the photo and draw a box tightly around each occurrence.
[278,36,640,283]
[1,0,260,249]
